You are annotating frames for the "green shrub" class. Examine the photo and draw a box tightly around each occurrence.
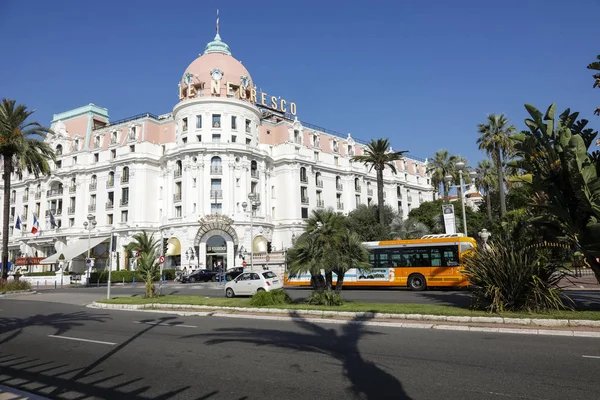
[0,280,32,292]
[162,268,176,280]
[23,272,60,277]
[307,290,344,306]
[249,289,293,306]
[463,243,570,313]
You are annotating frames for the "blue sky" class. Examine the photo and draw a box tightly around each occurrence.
[1,0,598,165]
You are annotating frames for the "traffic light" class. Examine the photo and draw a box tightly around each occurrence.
[267,242,272,253]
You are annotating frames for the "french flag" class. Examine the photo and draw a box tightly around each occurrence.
[31,215,39,235]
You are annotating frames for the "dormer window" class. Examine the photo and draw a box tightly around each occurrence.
[182,117,188,133]
[74,139,80,151]
[294,130,301,144]
[55,144,63,156]
[128,125,137,141]
[347,144,355,156]
[245,119,251,133]
[110,131,118,144]
[94,135,101,148]
[312,134,320,148]
[333,140,339,153]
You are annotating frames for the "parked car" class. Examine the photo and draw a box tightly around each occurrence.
[182,269,217,283]
[225,270,283,297]
[224,267,244,281]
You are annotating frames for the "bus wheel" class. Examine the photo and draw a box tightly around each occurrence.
[408,274,427,291]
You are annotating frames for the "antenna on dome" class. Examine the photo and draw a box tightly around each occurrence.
[216,9,220,35]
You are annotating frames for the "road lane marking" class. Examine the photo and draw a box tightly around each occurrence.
[582,355,600,359]
[133,321,197,328]
[48,335,116,346]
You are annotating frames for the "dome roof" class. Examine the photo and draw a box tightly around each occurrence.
[180,34,253,91]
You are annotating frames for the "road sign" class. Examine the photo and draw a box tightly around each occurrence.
[242,261,247,267]
[159,255,165,264]
[266,255,270,262]
[86,258,92,264]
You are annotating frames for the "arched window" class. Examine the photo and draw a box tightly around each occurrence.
[300,167,307,183]
[335,176,342,191]
[397,185,402,198]
[250,160,258,179]
[211,156,222,174]
[55,144,63,155]
[354,177,360,191]
[122,167,130,183]
[10,190,16,202]
[316,172,323,187]
[90,175,97,190]
[91,175,97,184]
[108,171,115,187]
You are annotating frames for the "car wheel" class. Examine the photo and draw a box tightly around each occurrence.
[408,274,427,291]
[256,288,266,293]
[225,288,235,298]
[188,277,195,283]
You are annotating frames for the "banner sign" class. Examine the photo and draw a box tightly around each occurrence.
[442,205,456,234]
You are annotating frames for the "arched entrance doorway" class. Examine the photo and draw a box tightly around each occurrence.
[206,235,227,271]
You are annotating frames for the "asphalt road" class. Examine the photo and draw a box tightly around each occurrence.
[1,299,600,399]
[33,283,600,310]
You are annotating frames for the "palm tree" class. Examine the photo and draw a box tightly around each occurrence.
[352,138,406,224]
[390,217,430,239]
[124,231,160,297]
[334,231,369,293]
[587,55,600,117]
[426,150,457,202]
[477,114,516,216]
[0,100,55,279]
[475,159,497,225]
[447,155,473,203]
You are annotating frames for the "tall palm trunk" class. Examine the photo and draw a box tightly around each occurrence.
[495,149,507,216]
[2,157,12,279]
[443,182,449,204]
[334,269,346,293]
[485,186,493,227]
[376,167,384,223]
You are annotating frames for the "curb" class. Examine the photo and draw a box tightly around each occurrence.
[0,384,50,399]
[0,289,37,298]
[88,302,600,337]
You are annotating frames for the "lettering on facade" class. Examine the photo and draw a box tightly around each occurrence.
[211,79,297,116]
[207,246,227,252]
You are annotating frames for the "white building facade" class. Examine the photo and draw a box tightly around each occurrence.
[1,33,434,276]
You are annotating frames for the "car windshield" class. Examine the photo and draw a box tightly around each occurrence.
[262,271,276,279]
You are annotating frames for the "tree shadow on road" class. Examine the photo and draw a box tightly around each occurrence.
[182,312,412,399]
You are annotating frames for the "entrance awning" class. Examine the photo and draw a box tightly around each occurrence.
[40,236,109,264]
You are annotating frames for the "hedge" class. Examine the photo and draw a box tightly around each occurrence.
[90,268,177,283]
[23,272,70,277]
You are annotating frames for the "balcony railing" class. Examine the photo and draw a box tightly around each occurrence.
[210,190,223,199]
[110,137,118,145]
[210,166,223,175]
[89,183,97,191]
[407,195,413,202]
[174,170,182,178]
[21,215,28,222]
[105,203,114,210]
[300,175,308,184]
[120,199,129,206]
[47,188,63,197]
[250,170,259,179]
[173,193,182,202]
[68,207,75,214]
[35,192,41,200]
[301,196,309,204]
[69,185,76,193]
[355,185,361,192]
[10,197,15,204]
[93,142,101,149]
[121,176,129,184]
[88,204,96,212]
[317,199,324,208]
[336,184,343,191]
[367,188,374,196]
[106,181,114,188]
[316,180,323,188]
[22,194,29,201]
[337,202,344,210]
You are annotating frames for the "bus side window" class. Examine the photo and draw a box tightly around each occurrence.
[441,246,459,266]
[431,248,442,267]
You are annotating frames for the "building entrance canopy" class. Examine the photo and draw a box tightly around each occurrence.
[40,236,109,264]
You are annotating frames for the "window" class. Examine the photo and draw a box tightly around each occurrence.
[56,144,63,155]
[231,116,237,130]
[94,153,99,162]
[212,134,221,143]
[212,114,221,128]
[193,203,197,213]
[356,195,360,205]
[245,119,251,133]
[372,245,459,268]
[55,160,62,168]
[314,151,319,161]
[129,145,135,153]
[182,137,187,144]
[246,138,251,145]
[231,135,237,143]
[107,214,113,225]
[175,206,182,217]
[122,167,130,183]
[121,187,129,204]
[301,208,309,219]
[300,167,308,183]
[294,130,300,143]
[334,156,339,165]
[182,117,188,132]
[271,185,275,198]
[111,131,117,144]
[192,178,197,187]
[69,218,74,227]
[211,203,222,214]
[73,156,77,165]
[121,210,128,223]
[267,129,271,135]
[196,135,201,142]
[196,115,202,129]
[162,145,166,155]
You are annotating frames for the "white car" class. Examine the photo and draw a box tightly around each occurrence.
[225,270,283,297]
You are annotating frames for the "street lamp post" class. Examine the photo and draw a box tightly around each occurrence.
[444,175,453,204]
[82,213,97,287]
[242,193,261,272]
[454,162,468,236]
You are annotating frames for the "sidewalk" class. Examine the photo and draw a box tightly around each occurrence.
[0,384,49,400]
[561,275,600,291]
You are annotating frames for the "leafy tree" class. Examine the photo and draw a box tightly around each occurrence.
[587,54,600,117]
[124,231,160,297]
[477,113,516,216]
[352,138,406,224]
[408,199,487,237]
[345,204,396,241]
[0,100,56,279]
[390,217,429,239]
[427,150,458,201]
[475,159,497,225]
[509,103,600,282]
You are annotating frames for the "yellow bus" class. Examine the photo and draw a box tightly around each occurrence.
[284,234,476,291]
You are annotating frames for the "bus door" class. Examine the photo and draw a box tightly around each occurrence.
[392,247,432,284]
[430,245,460,279]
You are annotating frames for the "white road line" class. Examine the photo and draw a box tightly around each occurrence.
[47,335,116,346]
[582,355,600,359]
[133,321,197,328]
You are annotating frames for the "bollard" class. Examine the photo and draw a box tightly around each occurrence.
[122,277,125,286]
[37,281,39,290]
[132,276,135,286]
[54,281,56,289]
[45,279,47,287]
[97,279,100,287]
